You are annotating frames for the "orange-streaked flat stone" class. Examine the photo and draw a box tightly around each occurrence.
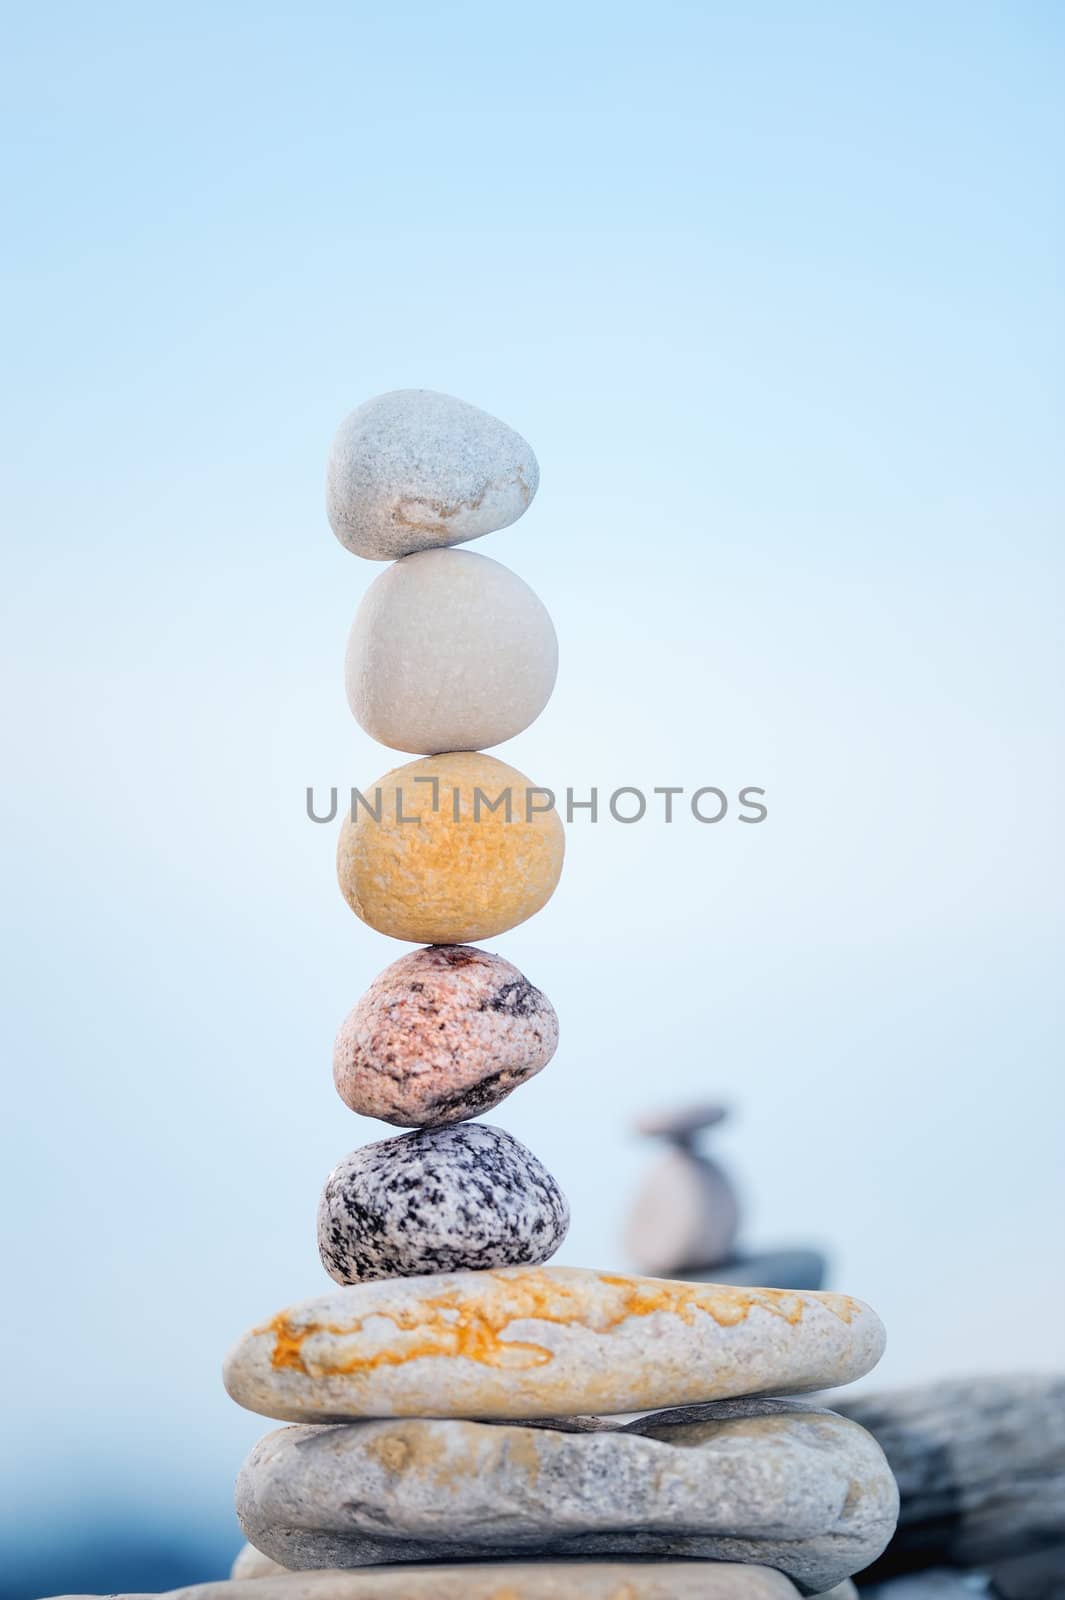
[222,1264,886,1423]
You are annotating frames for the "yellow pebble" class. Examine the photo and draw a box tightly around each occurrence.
[337,751,565,944]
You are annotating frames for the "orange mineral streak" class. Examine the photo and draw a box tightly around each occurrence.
[256,1270,862,1379]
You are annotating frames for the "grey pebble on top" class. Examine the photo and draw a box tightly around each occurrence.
[326,389,539,560]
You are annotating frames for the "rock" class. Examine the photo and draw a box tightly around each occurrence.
[44,1561,806,1599]
[317,1123,570,1285]
[633,1102,729,1142]
[989,1543,1065,1599]
[222,1264,886,1422]
[861,1575,991,1598]
[235,1401,897,1592]
[820,1586,859,1599]
[345,549,557,755]
[337,751,564,945]
[686,1249,827,1292]
[232,1543,289,1577]
[332,944,558,1128]
[834,1374,1065,1578]
[625,1145,739,1275]
[326,389,539,561]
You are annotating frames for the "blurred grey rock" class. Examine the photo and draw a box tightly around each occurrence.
[686,1248,827,1292]
[626,1103,739,1274]
[45,1563,805,1599]
[625,1144,739,1273]
[235,1401,897,1593]
[861,1573,991,1598]
[835,1374,1065,1579]
[989,1541,1065,1599]
[633,1102,729,1142]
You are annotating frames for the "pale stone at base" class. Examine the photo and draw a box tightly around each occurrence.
[45,1562,803,1599]
[235,1402,898,1593]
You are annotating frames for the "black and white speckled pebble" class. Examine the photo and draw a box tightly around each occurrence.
[317,1123,570,1285]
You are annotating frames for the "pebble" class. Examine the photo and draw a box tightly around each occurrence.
[625,1144,739,1275]
[46,1562,806,1599]
[222,1264,886,1423]
[326,389,539,561]
[317,1124,569,1285]
[345,549,558,755]
[861,1577,992,1599]
[332,944,558,1128]
[336,751,565,945]
[633,1102,729,1141]
[234,1401,897,1591]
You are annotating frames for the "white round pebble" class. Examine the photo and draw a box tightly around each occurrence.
[327,389,539,561]
[345,549,558,754]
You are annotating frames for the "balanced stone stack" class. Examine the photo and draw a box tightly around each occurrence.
[220,390,901,1599]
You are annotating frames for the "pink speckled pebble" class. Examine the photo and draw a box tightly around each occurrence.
[333,945,559,1128]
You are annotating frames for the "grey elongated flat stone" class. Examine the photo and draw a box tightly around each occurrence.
[860,1574,991,1598]
[633,1102,729,1140]
[326,389,539,560]
[43,1563,804,1599]
[834,1373,1065,1577]
[223,1265,886,1422]
[686,1250,827,1292]
[990,1542,1065,1599]
[235,1401,898,1594]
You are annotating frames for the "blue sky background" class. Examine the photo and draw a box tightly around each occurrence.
[2,0,1063,1585]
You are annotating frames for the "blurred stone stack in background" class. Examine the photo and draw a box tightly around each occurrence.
[625,1102,827,1290]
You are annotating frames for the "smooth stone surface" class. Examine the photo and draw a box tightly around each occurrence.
[685,1249,828,1292]
[232,1544,289,1577]
[333,944,558,1128]
[337,751,565,945]
[222,1264,887,1422]
[317,1123,569,1285]
[327,389,539,561]
[625,1146,739,1275]
[835,1374,1065,1578]
[46,1562,804,1599]
[345,549,557,755]
[236,1401,897,1592]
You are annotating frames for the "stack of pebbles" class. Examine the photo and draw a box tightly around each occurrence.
[221,391,900,1600]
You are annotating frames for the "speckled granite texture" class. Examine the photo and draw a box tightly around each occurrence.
[317,1124,569,1285]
